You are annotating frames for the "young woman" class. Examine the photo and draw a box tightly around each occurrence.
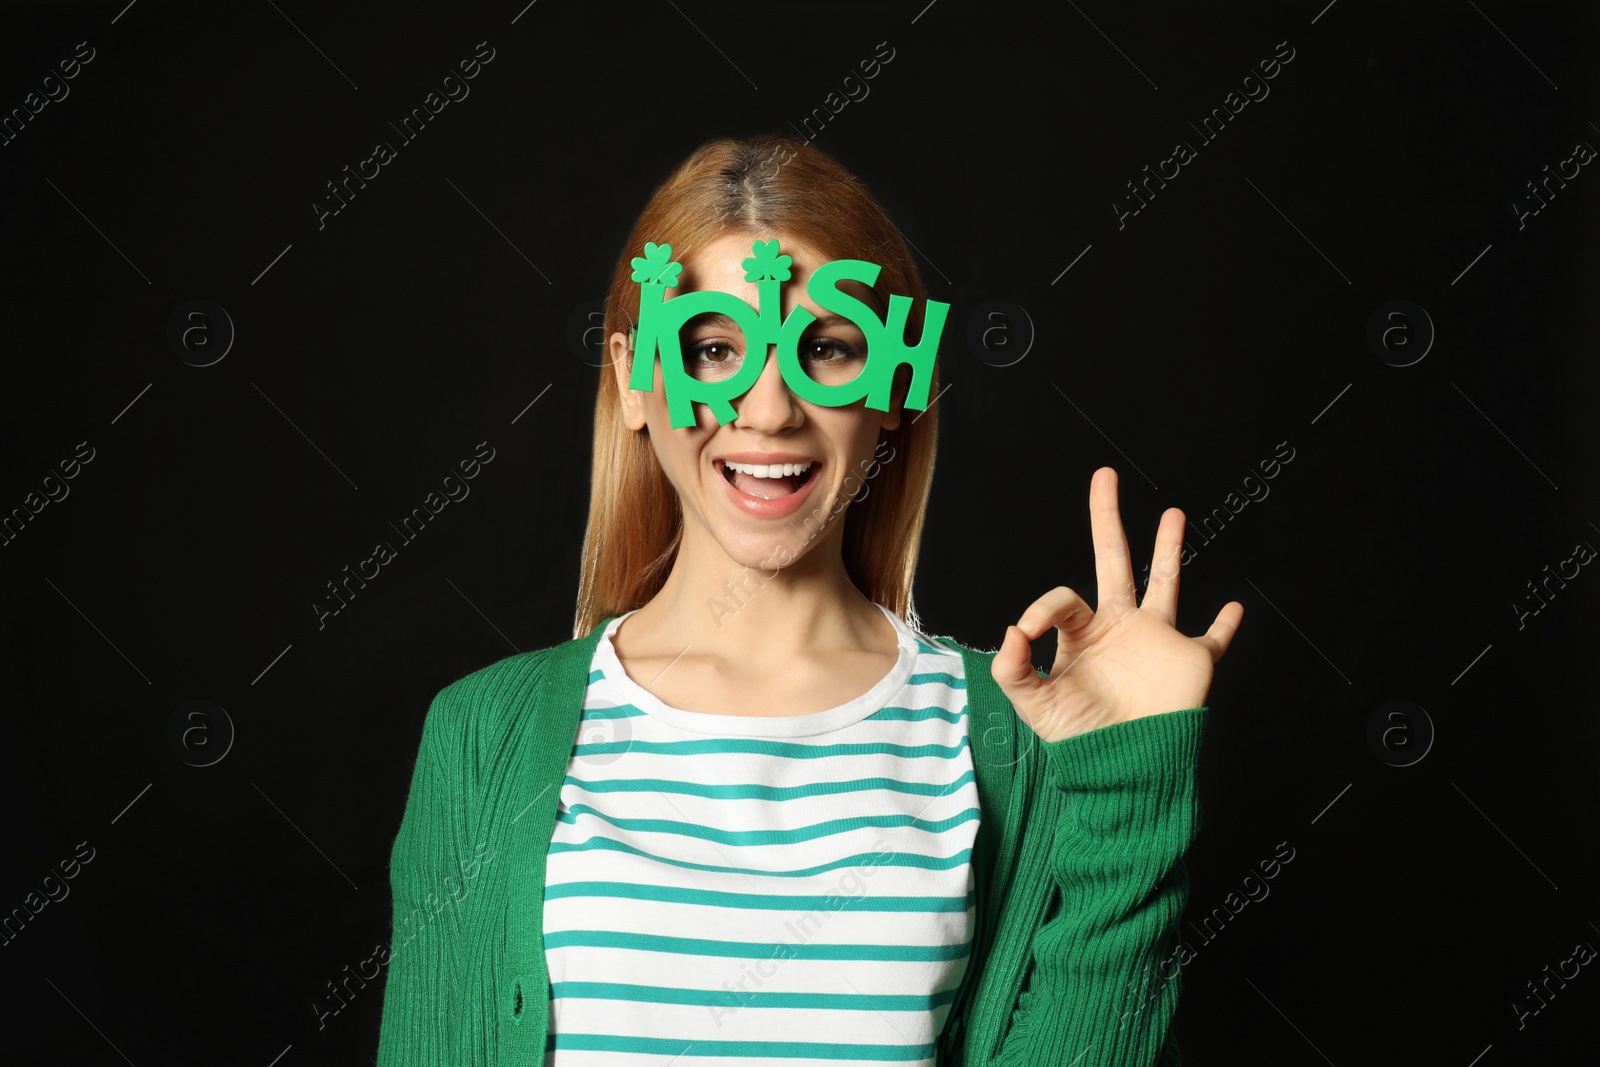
[376,134,1242,1067]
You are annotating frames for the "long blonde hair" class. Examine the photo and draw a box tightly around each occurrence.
[573,134,941,639]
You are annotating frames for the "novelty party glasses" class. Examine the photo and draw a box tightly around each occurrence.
[627,239,949,429]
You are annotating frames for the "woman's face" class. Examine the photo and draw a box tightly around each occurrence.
[609,229,904,571]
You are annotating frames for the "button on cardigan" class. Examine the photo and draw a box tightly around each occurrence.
[375,618,1206,1066]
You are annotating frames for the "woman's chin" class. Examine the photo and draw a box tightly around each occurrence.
[692,520,819,575]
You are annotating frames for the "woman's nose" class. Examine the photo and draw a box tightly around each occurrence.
[730,345,802,428]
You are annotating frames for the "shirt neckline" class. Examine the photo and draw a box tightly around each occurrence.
[592,602,918,737]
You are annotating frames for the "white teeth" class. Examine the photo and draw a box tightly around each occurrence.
[724,460,813,478]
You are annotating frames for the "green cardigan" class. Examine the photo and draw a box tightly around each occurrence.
[376,617,1206,1066]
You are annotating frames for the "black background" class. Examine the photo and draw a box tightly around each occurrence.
[2,0,1597,1063]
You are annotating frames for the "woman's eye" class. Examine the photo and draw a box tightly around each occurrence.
[804,338,860,362]
[693,342,737,363]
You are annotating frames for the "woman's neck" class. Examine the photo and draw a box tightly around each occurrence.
[623,537,896,669]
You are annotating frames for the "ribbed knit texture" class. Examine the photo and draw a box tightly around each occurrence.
[376,618,1206,1067]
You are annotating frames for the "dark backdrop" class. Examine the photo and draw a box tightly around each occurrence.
[2,1,1597,1063]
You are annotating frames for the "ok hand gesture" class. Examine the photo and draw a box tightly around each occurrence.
[992,467,1243,744]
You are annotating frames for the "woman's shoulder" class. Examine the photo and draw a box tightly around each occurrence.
[916,623,1049,688]
[912,625,1000,678]
[434,643,558,704]
[919,630,990,658]
[905,625,1018,724]
[423,624,608,739]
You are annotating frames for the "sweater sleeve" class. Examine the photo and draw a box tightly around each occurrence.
[376,684,477,1067]
[995,706,1206,1067]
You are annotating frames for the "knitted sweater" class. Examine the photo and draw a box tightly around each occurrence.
[375,617,1207,1066]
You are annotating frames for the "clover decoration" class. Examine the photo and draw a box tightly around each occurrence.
[628,239,722,429]
[630,241,682,287]
[742,239,792,283]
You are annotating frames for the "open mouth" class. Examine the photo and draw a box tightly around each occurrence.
[716,459,819,500]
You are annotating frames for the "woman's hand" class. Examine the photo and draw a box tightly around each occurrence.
[992,466,1243,744]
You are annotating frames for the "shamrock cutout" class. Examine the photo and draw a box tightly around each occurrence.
[630,242,682,287]
[742,239,792,283]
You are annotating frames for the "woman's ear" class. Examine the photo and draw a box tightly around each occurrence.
[878,363,908,432]
[610,330,647,431]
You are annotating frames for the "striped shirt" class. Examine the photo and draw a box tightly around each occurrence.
[541,602,979,1065]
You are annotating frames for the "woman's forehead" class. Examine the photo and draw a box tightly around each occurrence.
[675,232,881,315]
[678,231,826,279]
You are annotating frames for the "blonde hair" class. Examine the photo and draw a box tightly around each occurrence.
[573,134,941,639]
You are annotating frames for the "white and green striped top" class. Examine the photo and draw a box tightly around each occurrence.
[541,602,980,1065]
